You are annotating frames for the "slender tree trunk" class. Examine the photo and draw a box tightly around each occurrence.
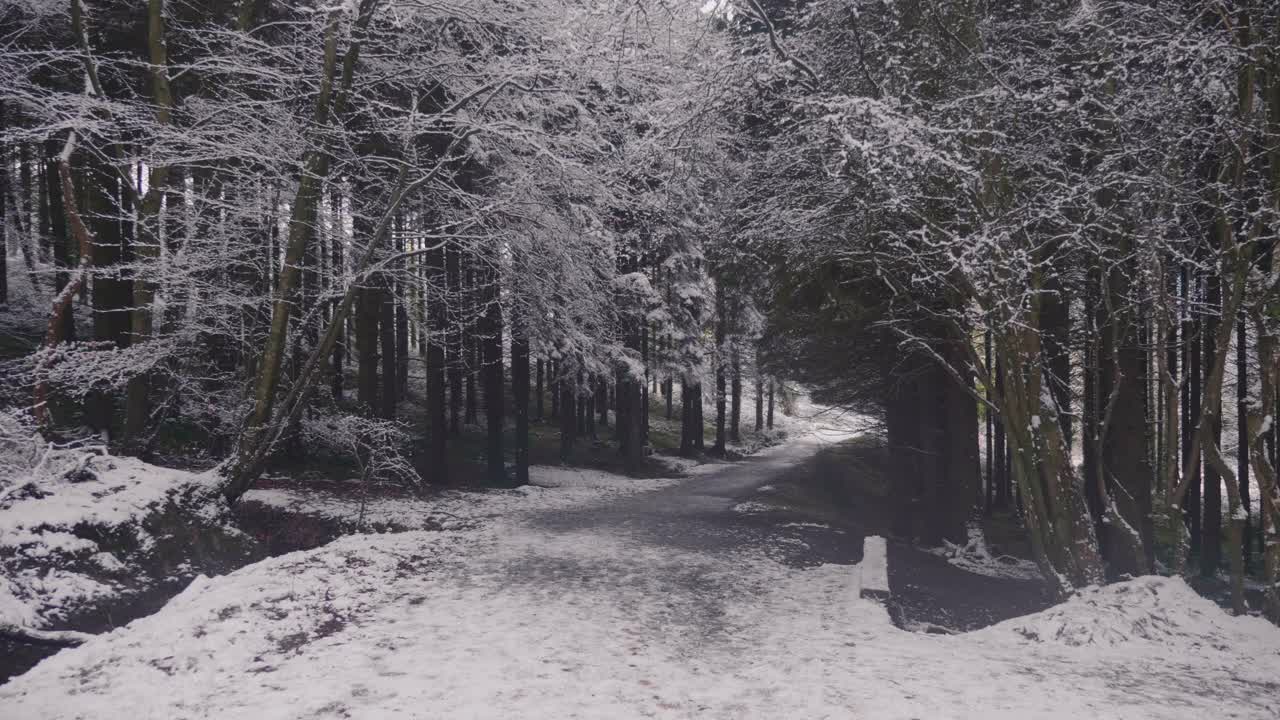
[992,320,1106,593]
[121,0,176,449]
[680,379,696,456]
[576,370,587,436]
[985,330,994,514]
[942,340,981,544]
[481,265,504,486]
[560,367,575,462]
[730,349,742,444]
[586,374,597,439]
[535,358,544,421]
[464,261,477,426]
[754,366,763,432]
[0,102,7,306]
[44,140,73,344]
[395,279,409,396]
[1247,307,1280,623]
[330,195,344,401]
[1238,315,1251,571]
[1043,271,1072,447]
[240,3,376,440]
[598,375,609,428]
[447,241,462,433]
[713,287,727,455]
[355,278,378,415]
[665,375,674,421]
[33,131,96,428]
[1188,270,1203,560]
[426,235,448,484]
[766,379,774,430]
[1202,269,1223,577]
[356,265,380,415]
[551,359,560,420]
[511,305,529,487]
[87,153,131,437]
[378,274,396,419]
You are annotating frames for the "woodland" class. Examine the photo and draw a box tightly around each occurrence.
[1,0,1280,713]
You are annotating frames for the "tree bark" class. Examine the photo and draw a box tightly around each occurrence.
[447,241,463,433]
[86,153,131,437]
[730,349,742,444]
[511,305,529,487]
[356,268,380,415]
[378,273,396,420]
[1238,315,1252,571]
[481,264,504,486]
[1201,268,1223,577]
[560,367,575,462]
[426,236,448,484]
[535,358,544,421]
[942,341,981,545]
[1099,245,1154,576]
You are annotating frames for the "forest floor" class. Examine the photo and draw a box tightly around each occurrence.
[3,422,1279,719]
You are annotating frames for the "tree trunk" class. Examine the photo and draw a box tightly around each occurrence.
[994,321,1106,593]
[1201,269,1222,577]
[330,202,344,402]
[87,154,131,437]
[1043,271,1072,447]
[713,288,727,455]
[240,3,376,440]
[511,306,529,487]
[942,341,981,545]
[1187,268,1203,560]
[730,349,742,444]
[693,381,705,450]
[535,358,544,421]
[44,140,73,344]
[985,331,994,514]
[447,241,463,433]
[356,269,380,415]
[425,235,447,483]
[551,359,560,420]
[33,132,96,428]
[0,102,7,306]
[680,379,696,456]
[560,367,575,462]
[379,274,396,420]
[598,375,609,428]
[481,266,504,486]
[124,0,177,449]
[1100,247,1154,577]
[1238,315,1252,571]
[766,379,774,430]
[1247,308,1280,623]
[395,279,409,396]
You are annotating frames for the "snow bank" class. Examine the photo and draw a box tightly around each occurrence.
[980,575,1278,649]
[0,453,231,633]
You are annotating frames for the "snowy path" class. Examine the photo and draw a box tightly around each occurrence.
[3,431,1279,719]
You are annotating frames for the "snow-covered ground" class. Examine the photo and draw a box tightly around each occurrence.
[3,428,1278,719]
[0,448,226,637]
[244,465,684,532]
